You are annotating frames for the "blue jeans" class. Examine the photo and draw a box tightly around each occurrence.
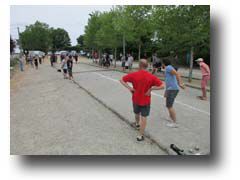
[19,61,24,71]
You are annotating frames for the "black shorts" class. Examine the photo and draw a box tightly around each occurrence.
[63,69,67,74]
[153,62,161,68]
[133,104,150,117]
[121,62,125,67]
[68,69,72,76]
[165,90,179,108]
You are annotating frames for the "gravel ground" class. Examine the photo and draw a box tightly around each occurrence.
[10,63,166,155]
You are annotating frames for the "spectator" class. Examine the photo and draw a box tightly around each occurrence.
[195,58,210,100]
[19,53,24,71]
[120,59,164,141]
[61,56,68,79]
[162,58,185,128]
[67,55,73,80]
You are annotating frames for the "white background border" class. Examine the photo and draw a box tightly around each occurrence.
[2,0,238,179]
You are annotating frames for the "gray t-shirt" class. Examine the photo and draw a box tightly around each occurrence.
[127,56,133,65]
[121,56,126,62]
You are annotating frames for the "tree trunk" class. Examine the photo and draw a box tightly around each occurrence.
[188,46,194,82]
[123,34,126,57]
[138,43,141,61]
[114,48,117,68]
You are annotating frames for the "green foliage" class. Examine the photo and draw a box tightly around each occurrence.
[50,28,71,51]
[20,21,52,53]
[19,21,71,53]
[83,5,210,64]
[84,11,101,50]
[152,5,210,59]
[10,57,19,67]
[77,35,84,46]
[10,36,16,54]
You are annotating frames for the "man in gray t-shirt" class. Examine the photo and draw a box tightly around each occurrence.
[127,54,134,71]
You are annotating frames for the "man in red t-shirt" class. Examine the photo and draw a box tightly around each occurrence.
[120,59,164,141]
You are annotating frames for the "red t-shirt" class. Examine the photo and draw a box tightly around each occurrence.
[122,70,163,106]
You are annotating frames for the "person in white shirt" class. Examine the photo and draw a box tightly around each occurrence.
[127,54,134,71]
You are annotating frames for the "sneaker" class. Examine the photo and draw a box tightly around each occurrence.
[166,122,178,128]
[135,123,140,130]
[137,135,144,141]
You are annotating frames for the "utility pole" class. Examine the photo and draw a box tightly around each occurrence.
[123,33,126,57]
[188,46,194,82]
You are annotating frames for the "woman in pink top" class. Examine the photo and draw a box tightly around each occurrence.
[195,58,210,100]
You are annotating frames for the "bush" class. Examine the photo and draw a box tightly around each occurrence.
[10,57,19,67]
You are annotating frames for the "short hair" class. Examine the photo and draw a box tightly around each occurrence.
[162,58,171,66]
[139,59,148,69]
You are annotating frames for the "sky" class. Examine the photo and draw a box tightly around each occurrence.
[10,5,112,45]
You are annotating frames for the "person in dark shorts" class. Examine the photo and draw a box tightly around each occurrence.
[162,58,185,128]
[74,54,78,64]
[67,55,73,80]
[61,56,68,79]
[105,53,110,68]
[152,53,161,74]
[34,56,38,69]
[50,53,55,67]
[120,59,164,141]
[39,56,42,64]
[121,55,126,71]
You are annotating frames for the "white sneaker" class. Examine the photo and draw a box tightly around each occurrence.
[166,122,178,128]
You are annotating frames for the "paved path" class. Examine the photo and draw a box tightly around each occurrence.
[10,63,166,155]
[80,57,210,90]
[11,58,210,155]
[114,61,203,79]
[68,62,210,155]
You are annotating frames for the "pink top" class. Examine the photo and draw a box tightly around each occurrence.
[199,62,210,76]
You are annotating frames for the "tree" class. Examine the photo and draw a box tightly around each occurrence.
[95,10,122,66]
[123,5,153,60]
[10,36,16,54]
[19,21,52,53]
[50,28,71,51]
[84,11,101,54]
[152,5,210,81]
[77,35,84,46]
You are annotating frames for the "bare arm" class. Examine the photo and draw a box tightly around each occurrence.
[120,79,135,93]
[145,82,165,96]
[170,69,185,89]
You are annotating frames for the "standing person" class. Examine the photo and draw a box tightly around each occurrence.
[50,53,54,67]
[18,54,24,71]
[195,58,210,100]
[120,59,164,141]
[60,53,65,62]
[67,55,73,80]
[61,56,68,79]
[162,59,185,128]
[121,54,126,71]
[33,56,38,70]
[105,53,110,68]
[29,55,34,68]
[127,54,134,71]
[143,52,148,59]
[39,55,42,64]
[74,54,78,64]
[152,53,161,74]
[42,54,45,63]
